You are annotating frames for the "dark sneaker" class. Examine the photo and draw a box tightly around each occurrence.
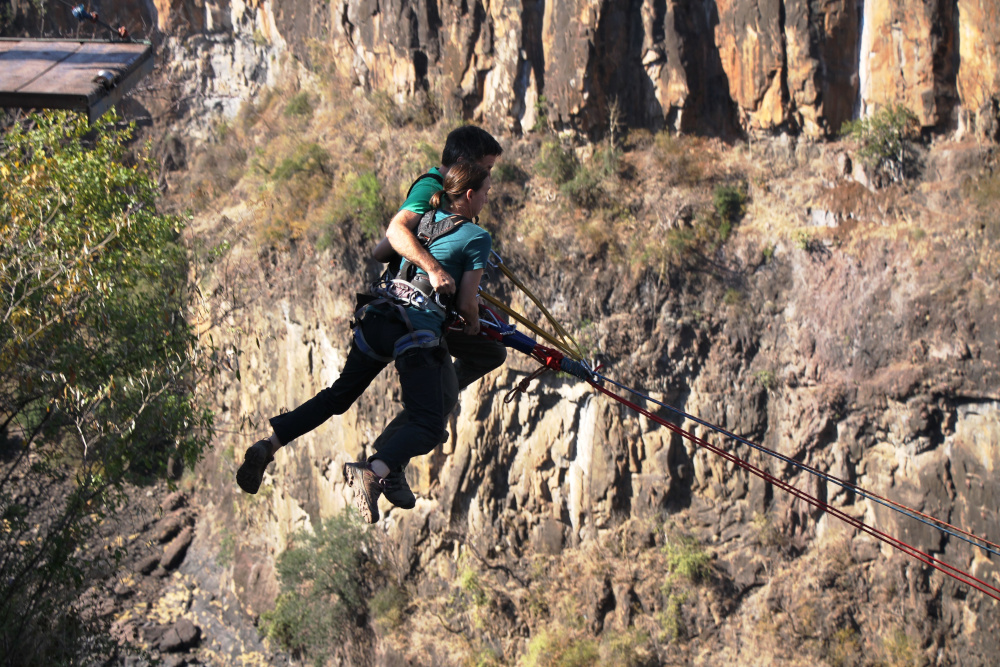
[344,461,384,524]
[382,466,416,509]
[236,439,274,494]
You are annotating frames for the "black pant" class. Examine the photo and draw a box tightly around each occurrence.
[447,330,507,390]
[371,326,507,456]
[269,309,457,471]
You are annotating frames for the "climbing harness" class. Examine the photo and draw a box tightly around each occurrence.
[353,208,476,362]
[370,210,470,318]
[476,249,1000,602]
[351,317,440,363]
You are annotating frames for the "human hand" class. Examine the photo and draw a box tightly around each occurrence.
[429,267,456,295]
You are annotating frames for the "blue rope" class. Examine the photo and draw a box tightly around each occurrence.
[591,369,1000,560]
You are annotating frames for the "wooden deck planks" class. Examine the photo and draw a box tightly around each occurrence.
[0,40,84,91]
[17,42,149,97]
[0,39,154,121]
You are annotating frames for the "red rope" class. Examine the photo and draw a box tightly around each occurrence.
[587,379,1000,602]
[659,392,1000,555]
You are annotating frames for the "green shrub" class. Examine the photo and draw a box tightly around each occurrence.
[523,629,599,667]
[493,160,528,185]
[260,512,373,664]
[284,92,313,118]
[753,370,777,392]
[827,626,862,667]
[342,170,387,241]
[271,142,329,182]
[536,140,578,185]
[841,104,919,185]
[713,183,747,229]
[532,95,550,133]
[657,591,688,642]
[600,628,653,667]
[723,288,742,306]
[370,584,408,631]
[665,228,697,257]
[881,627,920,667]
[459,566,491,607]
[561,145,621,209]
[664,536,710,582]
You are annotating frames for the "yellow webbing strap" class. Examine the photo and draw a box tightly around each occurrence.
[494,264,585,359]
[479,282,585,361]
[479,291,574,356]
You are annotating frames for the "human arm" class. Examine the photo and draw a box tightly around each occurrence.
[455,268,485,335]
[383,209,456,295]
[371,208,419,262]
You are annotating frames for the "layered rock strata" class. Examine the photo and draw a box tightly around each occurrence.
[5,0,997,137]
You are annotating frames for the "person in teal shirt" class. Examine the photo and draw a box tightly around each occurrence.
[368,126,508,508]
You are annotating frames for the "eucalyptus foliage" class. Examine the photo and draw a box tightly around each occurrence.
[0,111,214,664]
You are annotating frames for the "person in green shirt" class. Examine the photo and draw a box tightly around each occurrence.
[237,162,494,524]
[237,127,507,519]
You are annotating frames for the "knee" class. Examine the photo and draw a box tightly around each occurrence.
[480,343,506,371]
[490,346,508,369]
[412,418,447,447]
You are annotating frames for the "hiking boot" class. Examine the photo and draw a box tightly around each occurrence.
[236,439,274,494]
[344,461,384,524]
[381,466,416,509]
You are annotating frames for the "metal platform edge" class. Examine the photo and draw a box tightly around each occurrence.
[0,38,155,123]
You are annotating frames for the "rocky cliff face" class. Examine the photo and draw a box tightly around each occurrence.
[6,0,996,138]
[6,0,1000,663]
[180,130,1000,663]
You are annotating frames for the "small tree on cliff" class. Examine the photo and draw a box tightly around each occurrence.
[0,111,214,664]
[842,104,920,186]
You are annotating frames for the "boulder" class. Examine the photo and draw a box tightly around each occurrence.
[161,526,194,571]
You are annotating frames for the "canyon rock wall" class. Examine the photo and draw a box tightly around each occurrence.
[190,159,1000,659]
[6,0,998,138]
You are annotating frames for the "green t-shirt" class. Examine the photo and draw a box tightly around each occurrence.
[399,168,444,215]
[405,211,492,334]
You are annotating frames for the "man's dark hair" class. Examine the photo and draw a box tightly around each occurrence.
[441,125,503,167]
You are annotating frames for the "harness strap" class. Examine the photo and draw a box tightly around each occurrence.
[352,324,442,363]
[392,330,441,357]
[352,324,395,363]
[405,171,443,200]
[350,296,443,362]
[416,211,469,245]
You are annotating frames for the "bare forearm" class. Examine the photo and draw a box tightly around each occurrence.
[456,269,484,335]
[387,224,441,273]
[457,295,479,328]
[385,209,456,294]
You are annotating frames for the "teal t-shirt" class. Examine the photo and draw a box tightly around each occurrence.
[399,168,444,215]
[405,211,492,334]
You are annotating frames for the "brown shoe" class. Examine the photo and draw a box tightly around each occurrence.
[343,461,384,524]
[236,439,274,494]
[380,465,416,509]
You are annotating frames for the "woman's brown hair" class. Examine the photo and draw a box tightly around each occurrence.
[429,161,491,210]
